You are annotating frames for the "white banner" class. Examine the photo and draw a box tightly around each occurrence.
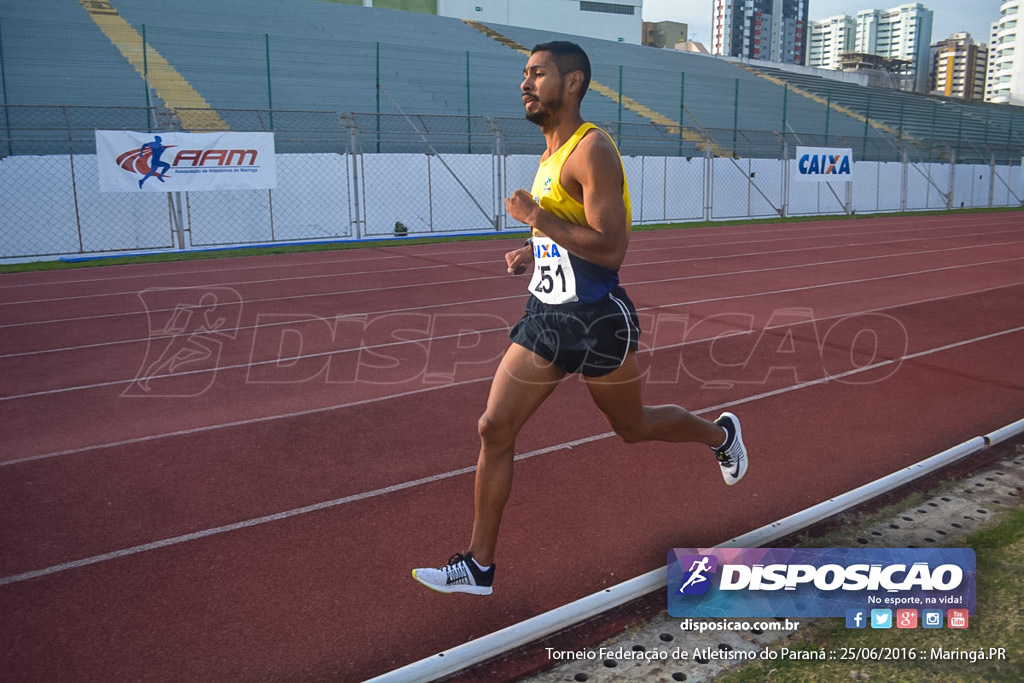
[794,146,853,182]
[95,130,276,192]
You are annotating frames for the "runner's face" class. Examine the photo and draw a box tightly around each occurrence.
[521,52,566,126]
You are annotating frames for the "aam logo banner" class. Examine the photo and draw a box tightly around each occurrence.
[95,130,276,192]
[668,548,975,618]
[795,146,853,182]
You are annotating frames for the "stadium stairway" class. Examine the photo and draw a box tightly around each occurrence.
[476,21,882,155]
[731,61,901,140]
[77,0,229,131]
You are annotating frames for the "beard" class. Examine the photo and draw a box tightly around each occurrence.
[525,94,564,126]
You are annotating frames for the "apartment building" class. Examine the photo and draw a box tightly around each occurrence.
[931,33,988,101]
[712,0,809,64]
[986,0,1024,104]
[806,3,933,91]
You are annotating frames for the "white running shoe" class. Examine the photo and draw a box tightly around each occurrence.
[713,412,748,485]
[412,552,495,595]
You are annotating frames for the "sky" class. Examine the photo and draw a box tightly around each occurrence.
[642,0,1006,47]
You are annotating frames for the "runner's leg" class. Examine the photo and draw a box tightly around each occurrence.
[584,351,725,446]
[468,342,565,566]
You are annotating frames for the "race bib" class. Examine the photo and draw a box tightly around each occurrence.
[528,236,577,304]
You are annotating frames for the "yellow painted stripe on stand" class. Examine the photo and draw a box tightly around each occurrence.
[732,61,906,140]
[78,0,229,131]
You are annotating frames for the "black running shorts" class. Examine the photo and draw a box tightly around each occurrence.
[508,286,641,377]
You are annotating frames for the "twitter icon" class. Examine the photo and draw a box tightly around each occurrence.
[870,609,892,629]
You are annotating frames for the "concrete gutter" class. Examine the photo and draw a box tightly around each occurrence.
[367,417,1024,683]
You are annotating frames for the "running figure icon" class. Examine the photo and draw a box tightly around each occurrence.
[678,557,713,594]
[138,135,171,188]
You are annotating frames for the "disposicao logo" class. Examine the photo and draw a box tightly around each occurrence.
[667,548,975,618]
[676,555,717,596]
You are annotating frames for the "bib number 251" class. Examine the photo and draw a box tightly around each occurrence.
[534,264,566,295]
[528,237,578,304]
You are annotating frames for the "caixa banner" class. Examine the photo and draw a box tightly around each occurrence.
[95,130,276,192]
[794,146,853,182]
[668,548,975,618]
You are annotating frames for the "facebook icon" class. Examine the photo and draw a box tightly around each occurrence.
[845,609,867,629]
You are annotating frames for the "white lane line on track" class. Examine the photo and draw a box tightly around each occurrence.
[3,324,1022,588]
[2,219,1018,306]
[2,254,1022,402]
[2,227,1022,335]
[1,376,493,468]
[0,212,983,291]
[4,283,1023,468]
[5,229,1022,351]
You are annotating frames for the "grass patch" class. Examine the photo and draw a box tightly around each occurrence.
[719,508,1024,682]
[1,205,1020,275]
[792,492,928,549]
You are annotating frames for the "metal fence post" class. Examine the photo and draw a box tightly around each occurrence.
[732,79,739,155]
[62,106,84,253]
[781,83,788,138]
[265,34,274,130]
[947,150,957,210]
[989,152,996,208]
[897,98,904,142]
[169,192,186,249]
[0,20,12,157]
[781,142,789,218]
[900,149,908,212]
[375,42,381,153]
[704,141,713,221]
[348,121,364,240]
[678,71,685,157]
[617,65,623,141]
[862,93,870,159]
[142,24,153,131]
[956,105,964,159]
[493,123,504,231]
[931,102,938,160]
[466,51,471,153]
[824,90,831,145]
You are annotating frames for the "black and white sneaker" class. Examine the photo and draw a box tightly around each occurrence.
[712,412,748,486]
[412,552,495,595]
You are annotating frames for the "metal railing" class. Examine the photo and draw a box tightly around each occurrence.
[0,105,1021,261]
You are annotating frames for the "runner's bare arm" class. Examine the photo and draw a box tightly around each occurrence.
[504,133,628,270]
[505,245,533,275]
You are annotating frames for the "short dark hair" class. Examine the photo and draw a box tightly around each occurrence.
[531,41,591,101]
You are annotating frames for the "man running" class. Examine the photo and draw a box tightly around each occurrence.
[412,41,748,596]
[138,135,171,188]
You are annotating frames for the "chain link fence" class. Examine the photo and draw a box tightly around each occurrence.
[1,104,1021,260]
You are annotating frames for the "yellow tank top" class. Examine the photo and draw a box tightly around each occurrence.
[529,122,631,235]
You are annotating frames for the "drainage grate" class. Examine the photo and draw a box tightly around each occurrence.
[520,452,1024,683]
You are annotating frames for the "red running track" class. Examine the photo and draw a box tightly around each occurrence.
[1,213,1023,681]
